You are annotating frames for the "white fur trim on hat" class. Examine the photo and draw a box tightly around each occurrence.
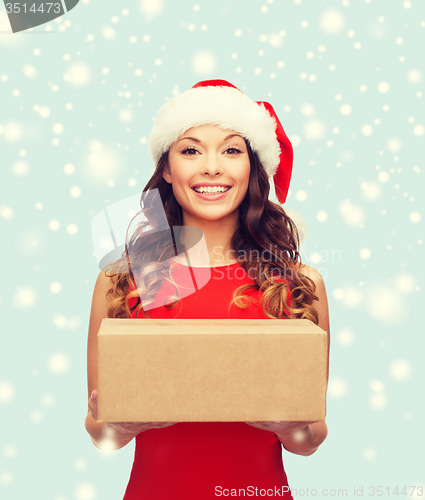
[148,86,281,177]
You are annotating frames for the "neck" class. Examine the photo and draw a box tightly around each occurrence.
[179,212,238,266]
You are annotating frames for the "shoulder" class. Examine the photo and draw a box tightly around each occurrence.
[270,262,323,290]
[92,270,116,308]
[293,262,328,307]
[293,262,323,282]
[294,262,329,332]
[96,269,114,292]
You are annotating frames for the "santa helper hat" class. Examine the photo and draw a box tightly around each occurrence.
[148,79,307,242]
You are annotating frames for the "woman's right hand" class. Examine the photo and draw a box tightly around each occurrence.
[88,389,177,440]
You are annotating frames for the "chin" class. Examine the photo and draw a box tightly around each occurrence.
[194,209,239,222]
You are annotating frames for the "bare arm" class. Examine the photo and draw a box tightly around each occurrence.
[278,264,330,456]
[85,270,135,450]
[85,271,177,450]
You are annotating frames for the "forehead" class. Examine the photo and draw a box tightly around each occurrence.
[177,124,245,141]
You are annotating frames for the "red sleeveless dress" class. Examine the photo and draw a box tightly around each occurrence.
[122,260,294,500]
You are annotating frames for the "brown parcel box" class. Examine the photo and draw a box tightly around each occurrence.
[97,318,328,423]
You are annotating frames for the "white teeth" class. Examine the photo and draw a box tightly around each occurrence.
[193,186,230,194]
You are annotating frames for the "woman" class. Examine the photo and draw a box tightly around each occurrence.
[85,79,330,499]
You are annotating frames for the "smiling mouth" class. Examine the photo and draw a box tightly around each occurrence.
[191,186,232,195]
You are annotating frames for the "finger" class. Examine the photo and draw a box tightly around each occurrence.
[88,400,98,420]
[109,423,138,434]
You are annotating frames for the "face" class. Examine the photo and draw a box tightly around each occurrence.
[163,124,251,226]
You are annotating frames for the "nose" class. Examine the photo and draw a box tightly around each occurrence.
[201,153,224,176]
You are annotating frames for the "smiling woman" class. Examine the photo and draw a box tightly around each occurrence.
[163,125,251,239]
[86,79,330,500]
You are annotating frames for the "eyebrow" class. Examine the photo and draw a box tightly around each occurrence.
[177,133,243,143]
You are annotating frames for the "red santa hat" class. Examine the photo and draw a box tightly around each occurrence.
[148,79,293,205]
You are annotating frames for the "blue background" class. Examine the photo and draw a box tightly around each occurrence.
[0,0,424,499]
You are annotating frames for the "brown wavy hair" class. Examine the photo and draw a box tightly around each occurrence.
[103,139,319,324]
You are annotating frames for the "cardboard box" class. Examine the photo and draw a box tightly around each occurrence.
[97,318,328,422]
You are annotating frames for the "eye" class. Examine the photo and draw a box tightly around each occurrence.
[181,147,199,155]
[225,148,243,155]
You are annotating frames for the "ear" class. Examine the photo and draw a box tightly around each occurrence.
[162,162,172,184]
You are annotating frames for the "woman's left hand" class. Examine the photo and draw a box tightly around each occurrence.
[244,421,317,442]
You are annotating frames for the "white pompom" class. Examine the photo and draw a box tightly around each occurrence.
[282,207,308,244]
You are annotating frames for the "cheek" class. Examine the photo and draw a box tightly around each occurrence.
[169,167,192,202]
[233,174,250,202]
[236,164,251,188]
[168,162,187,186]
